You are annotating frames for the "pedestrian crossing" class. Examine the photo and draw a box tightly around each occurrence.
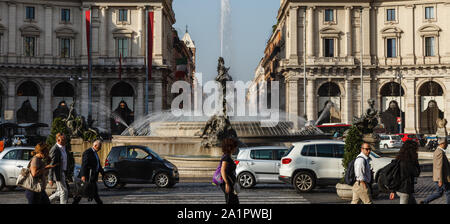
[113,192,310,204]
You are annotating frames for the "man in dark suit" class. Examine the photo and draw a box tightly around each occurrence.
[73,140,104,204]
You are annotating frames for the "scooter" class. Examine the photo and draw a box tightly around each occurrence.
[426,140,438,151]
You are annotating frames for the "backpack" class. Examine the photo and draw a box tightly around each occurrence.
[377,159,401,192]
[344,156,366,185]
[212,162,224,186]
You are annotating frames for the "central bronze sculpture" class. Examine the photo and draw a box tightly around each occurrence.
[198,57,238,148]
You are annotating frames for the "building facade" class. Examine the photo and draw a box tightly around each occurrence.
[256,0,450,134]
[0,0,196,135]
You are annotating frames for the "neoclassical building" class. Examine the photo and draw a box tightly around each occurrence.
[0,0,196,135]
[254,0,450,134]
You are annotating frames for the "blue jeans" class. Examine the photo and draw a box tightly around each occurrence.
[423,182,450,204]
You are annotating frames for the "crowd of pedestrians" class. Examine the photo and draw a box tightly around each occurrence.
[20,131,450,205]
[24,133,104,204]
[350,137,450,204]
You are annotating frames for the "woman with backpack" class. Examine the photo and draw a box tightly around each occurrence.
[219,137,239,204]
[389,140,421,204]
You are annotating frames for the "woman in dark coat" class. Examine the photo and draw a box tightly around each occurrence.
[389,140,421,204]
[220,138,239,204]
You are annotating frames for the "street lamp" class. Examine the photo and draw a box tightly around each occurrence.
[360,7,364,117]
[396,70,403,133]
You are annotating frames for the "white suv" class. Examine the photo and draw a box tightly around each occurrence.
[379,134,403,149]
[235,146,289,188]
[279,140,392,193]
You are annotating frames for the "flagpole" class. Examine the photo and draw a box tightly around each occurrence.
[88,7,93,127]
[145,8,149,115]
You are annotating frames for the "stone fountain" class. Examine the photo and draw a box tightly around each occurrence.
[111,58,330,178]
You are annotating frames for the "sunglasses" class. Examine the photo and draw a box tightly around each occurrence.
[362,147,372,150]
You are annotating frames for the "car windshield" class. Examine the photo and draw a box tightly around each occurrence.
[408,135,416,138]
[391,135,401,140]
[370,151,381,158]
[144,147,163,161]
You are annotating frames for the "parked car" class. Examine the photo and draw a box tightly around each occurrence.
[0,147,34,190]
[235,146,289,188]
[278,140,392,193]
[12,135,28,146]
[396,133,419,144]
[102,145,179,189]
[379,134,403,149]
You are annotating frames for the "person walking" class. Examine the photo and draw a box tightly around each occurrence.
[220,138,239,205]
[25,143,55,204]
[389,140,421,204]
[351,142,373,204]
[72,140,104,204]
[48,133,69,204]
[421,137,450,204]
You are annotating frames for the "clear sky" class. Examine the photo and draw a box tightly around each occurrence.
[173,0,280,83]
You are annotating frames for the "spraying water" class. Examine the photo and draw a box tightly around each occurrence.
[220,0,231,59]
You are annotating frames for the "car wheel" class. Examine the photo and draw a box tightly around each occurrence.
[0,175,5,190]
[155,173,170,188]
[238,172,256,189]
[103,172,119,189]
[384,144,388,149]
[293,171,316,193]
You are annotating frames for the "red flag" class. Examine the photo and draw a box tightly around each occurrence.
[85,10,91,65]
[147,11,154,80]
[119,52,122,80]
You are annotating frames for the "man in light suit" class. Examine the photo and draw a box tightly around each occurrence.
[48,133,69,204]
[72,140,104,204]
[421,137,450,204]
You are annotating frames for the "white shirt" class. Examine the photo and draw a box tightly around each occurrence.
[57,143,67,171]
[354,152,372,183]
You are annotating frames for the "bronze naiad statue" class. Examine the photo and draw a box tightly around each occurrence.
[64,102,100,141]
[198,57,238,148]
[352,99,381,151]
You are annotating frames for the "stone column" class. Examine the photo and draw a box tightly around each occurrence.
[137,6,145,56]
[345,6,353,57]
[107,9,114,57]
[287,77,299,129]
[444,78,450,124]
[99,6,108,57]
[44,5,53,57]
[306,78,316,121]
[81,7,89,58]
[362,76,372,117]
[6,78,16,121]
[80,80,89,118]
[344,78,353,123]
[43,79,52,126]
[289,6,299,65]
[404,5,415,64]
[136,77,145,119]
[153,7,163,64]
[7,2,16,57]
[361,7,371,62]
[153,79,163,113]
[404,78,416,133]
[306,7,315,58]
[98,81,107,130]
